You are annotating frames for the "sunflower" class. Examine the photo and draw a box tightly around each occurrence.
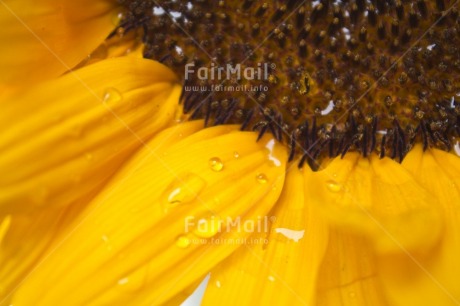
[1,0,460,305]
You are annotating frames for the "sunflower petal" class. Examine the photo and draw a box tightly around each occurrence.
[201,168,329,305]
[315,229,389,306]
[304,153,442,253]
[377,146,460,306]
[0,0,119,86]
[0,193,96,303]
[10,123,287,305]
[76,31,144,69]
[0,57,179,214]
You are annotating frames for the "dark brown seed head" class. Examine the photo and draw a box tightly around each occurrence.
[117,0,460,169]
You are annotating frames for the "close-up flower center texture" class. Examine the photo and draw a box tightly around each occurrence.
[120,0,460,168]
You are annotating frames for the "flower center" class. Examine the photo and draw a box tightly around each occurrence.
[117,0,460,169]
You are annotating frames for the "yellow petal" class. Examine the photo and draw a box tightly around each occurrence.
[166,277,208,305]
[0,193,96,303]
[304,153,442,253]
[10,123,287,305]
[76,31,144,69]
[201,168,329,305]
[0,57,179,214]
[315,229,390,306]
[0,0,120,86]
[377,146,460,306]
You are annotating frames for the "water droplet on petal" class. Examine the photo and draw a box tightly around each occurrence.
[117,268,147,292]
[103,88,122,104]
[209,157,224,172]
[176,235,191,248]
[101,234,113,251]
[215,280,222,288]
[233,151,240,159]
[112,11,125,25]
[161,173,207,212]
[194,216,221,238]
[268,275,276,282]
[326,180,342,193]
[256,173,268,184]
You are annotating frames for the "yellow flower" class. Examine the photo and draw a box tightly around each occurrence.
[1,1,460,306]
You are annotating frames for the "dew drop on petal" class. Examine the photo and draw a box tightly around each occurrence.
[193,216,222,238]
[256,173,268,184]
[117,268,147,292]
[267,275,276,282]
[101,234,113,251]
[161,173,207,212]
[326,180,342,193]
[112,11,125,26]
[176,235,192,248]
[233,151,240,159]
[209,157,224,172]
[103,87,122,104]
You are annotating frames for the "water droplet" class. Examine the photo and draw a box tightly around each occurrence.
[88,43,108,61]
[173,108,186,123]
[103,88,122,104]
[116,27,125,37]
[117,268,147,292]
[161,173,207,212]
[176,235,191,248]
[256,173,268,184]
[215,280,222,288]
[101,234,113,251]
[267,275,276,282]
[209,157,224,172]
[193,216,222,238]
[326,180,342,193]
[111,11,125,25]
[233,151,240,159]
